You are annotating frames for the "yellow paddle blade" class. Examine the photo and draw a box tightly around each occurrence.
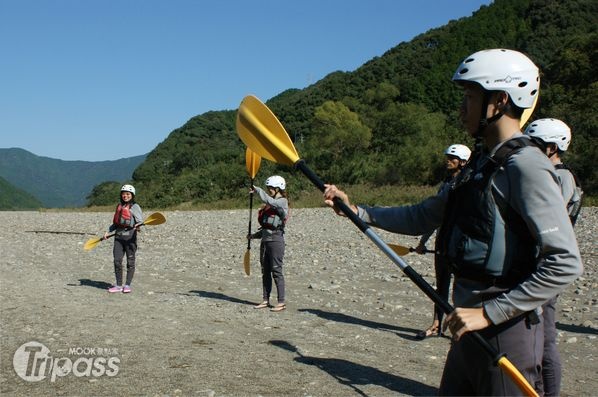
[497,356,539,397]
[245,148,262,179]
[388,243,412,256]
[243,250,251,276]
[520,88,539,129]
[236,95,299,166]
[144,212,166,226]
[84,237,102,251]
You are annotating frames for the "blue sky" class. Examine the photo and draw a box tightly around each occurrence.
[0,0,491,161]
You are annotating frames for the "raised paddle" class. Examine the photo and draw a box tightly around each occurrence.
[84,212,166,251]
[244,148,262,275]
[236,94,538,397]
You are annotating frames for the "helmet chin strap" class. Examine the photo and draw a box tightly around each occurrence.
[547,144,558,158]
[474,92,504,142]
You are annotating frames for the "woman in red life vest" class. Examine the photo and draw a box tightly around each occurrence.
[248,175,289,312]
[105,184,143,293]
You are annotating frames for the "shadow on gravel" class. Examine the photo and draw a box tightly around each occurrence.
[67,278,112,290]
[189,290,256,306]
[298,308,421,340]
[556,322,598,335]
[270,340,437,396]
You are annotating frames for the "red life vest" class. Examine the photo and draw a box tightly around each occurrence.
[258,205,287,230]
[113,203,135,228]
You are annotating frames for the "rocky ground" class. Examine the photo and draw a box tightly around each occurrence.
[0,208,596,396]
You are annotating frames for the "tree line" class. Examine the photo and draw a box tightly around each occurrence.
[87,0,597,208]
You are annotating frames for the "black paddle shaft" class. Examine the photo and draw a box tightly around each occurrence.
[247,179,255,250]
[294,159,502,362]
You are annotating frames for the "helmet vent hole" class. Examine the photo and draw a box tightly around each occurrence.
[459,68,469,75]
[530,89,538,96]
[465,58,474,63]
[518,82,528,88]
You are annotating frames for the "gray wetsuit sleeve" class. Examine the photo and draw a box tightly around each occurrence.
[131,204,143,224]
[482,148,583,324]
[555,167,577,216]
[254,187,289,218]
[417,180,451,246]
[357,188,447,236]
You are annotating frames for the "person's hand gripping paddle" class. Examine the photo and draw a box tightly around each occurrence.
[244,148,261,275]
[84,212,166,251]
[235,94,539,397]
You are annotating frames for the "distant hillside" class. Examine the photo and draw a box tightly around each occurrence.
[0,148,147,208]
[91,0,596,208]
[0,176,43,210]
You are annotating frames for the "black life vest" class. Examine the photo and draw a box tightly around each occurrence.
[258,205,286,230]
[113,203,135,228]
[437,137,539,287]
[555,163,583,226]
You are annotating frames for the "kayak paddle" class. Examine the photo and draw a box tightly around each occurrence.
[84,211,166,251]
[235,94,538,397]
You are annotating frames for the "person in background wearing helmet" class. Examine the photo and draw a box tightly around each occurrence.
[248,175,289,312]
[323,49,582,395]
[525,118,583,226]
[415,143,471,340]
[105,184,143,294]
[525,118,583,397]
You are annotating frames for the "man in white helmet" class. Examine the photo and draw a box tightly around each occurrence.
[525,117,583,397]
[415,144,471,340]
[324,49,582,395]
[525,118,583,225]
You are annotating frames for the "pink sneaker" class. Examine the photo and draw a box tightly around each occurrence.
[108,285,123,293]
[122,285,132,293]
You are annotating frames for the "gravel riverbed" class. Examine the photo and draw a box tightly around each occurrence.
[1,208,596,396]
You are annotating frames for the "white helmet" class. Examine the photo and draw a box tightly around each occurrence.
[452,49,539,109]
[444,144,471,161]
[121,184,136,196]
[524,118,571,151]
[265,175,286,190]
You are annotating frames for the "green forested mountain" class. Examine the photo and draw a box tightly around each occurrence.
[0,176,43,210]
[0,148,147,208]
[93,0,597,208]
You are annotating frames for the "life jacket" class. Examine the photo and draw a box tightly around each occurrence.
[113,203,136,228]
[258,204,287,231]
[555,163,583,226]
[437,137,539,287]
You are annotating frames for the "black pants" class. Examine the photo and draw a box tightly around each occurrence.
[433,253,451,325]
[259,234,285,303]
[439,314,543,396]
[542,296,561,396]
[113,237,137,286]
